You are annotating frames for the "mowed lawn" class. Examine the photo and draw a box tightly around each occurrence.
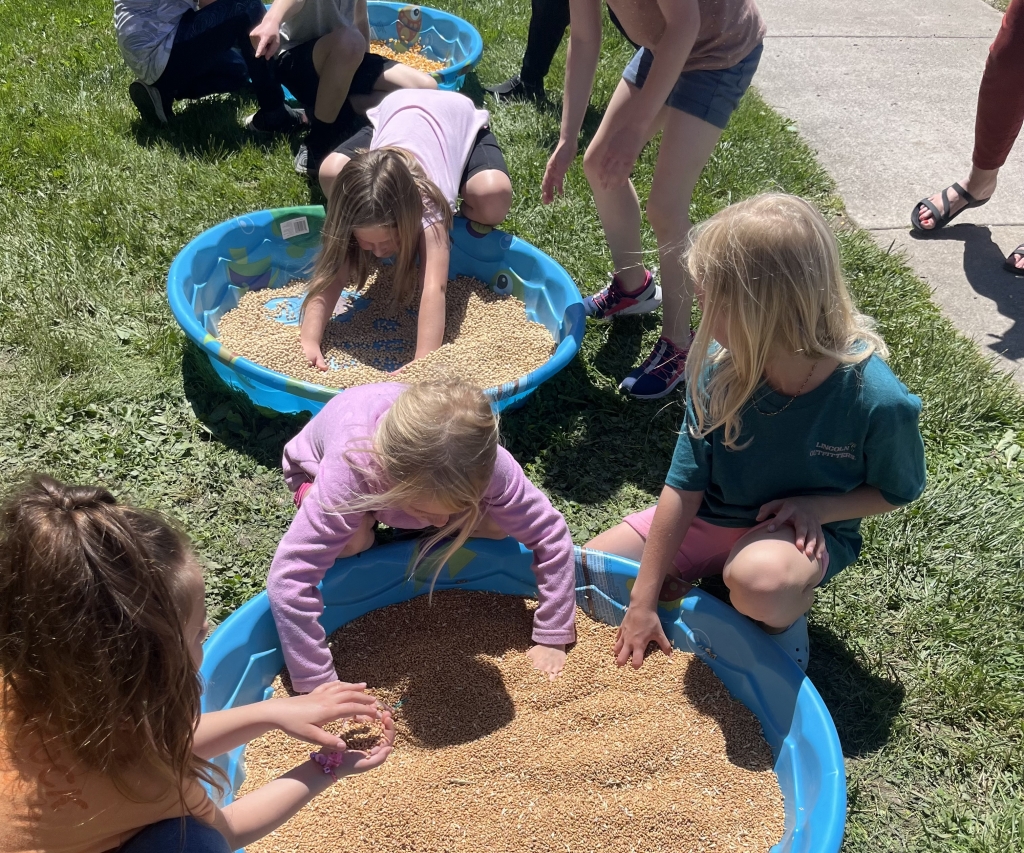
[1,2,1022,851]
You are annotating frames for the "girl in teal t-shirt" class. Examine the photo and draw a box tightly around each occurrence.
[587,193,926,671]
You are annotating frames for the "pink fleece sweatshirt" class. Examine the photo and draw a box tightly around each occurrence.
[268,383,577,693]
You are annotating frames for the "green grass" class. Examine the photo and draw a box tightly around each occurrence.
[1,2,1023,851]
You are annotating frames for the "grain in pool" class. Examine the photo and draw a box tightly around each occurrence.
[240,592,785,853]
[216,265,555,389]
[370,39,448,74]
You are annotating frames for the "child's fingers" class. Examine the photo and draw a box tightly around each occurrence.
[302,725,347,750]
[756,499,782,522]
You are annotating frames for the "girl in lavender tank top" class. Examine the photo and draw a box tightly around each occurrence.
[300,89,513,371]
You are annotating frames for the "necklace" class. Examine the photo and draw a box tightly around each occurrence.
[753,359,818,416]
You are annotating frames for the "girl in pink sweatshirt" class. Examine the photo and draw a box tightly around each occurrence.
[268,380,577,692]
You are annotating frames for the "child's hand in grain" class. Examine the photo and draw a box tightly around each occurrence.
[613,605,672,669]
[319,710,396,775]
[274,682,382,750]
[527,643,567,681]
[300,338,329,372]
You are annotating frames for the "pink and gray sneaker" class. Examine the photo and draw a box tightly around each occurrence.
[583,270,662,320]
[619,334,691,400]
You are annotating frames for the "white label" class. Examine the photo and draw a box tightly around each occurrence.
[280,216,310,240]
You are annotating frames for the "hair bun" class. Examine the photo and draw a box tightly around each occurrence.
[37,475,116,513]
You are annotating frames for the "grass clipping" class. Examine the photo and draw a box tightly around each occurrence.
[216,265,555,390]
[240,592,784,853]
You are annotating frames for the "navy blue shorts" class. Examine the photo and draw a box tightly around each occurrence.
[622,43,763,130]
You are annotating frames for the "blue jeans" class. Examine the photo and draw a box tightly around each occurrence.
[156,0,284,111]
[114,817,232,853]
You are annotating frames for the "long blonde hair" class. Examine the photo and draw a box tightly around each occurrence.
[304,148,453,313]
[685,193,886,449]
[341,380,499,586]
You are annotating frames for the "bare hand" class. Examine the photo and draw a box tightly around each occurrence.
[320,710,396,775]
[300,338,328,371]
[274,682,382,750]
[613,605,671,669]
[250,18,282,59]
[541,139,578,205]
[756,497,826,561]
[588,124,644,191]
[526,643,567,681]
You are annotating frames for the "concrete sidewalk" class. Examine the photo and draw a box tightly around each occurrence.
[753,0,1024,386]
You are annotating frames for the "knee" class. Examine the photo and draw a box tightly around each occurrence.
[325,25,368,59]
[466,172,512,225]
[723,551,800,624]
[411,69,439,90]
[319,152,347,197]
[581,145,601,185]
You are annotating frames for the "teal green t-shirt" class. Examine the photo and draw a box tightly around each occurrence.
[666,354,926,575]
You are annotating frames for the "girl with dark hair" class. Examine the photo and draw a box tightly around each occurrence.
[0,475,394,853]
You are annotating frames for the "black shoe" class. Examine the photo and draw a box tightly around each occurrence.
[129,80,172,125]
[246,104,307,134]
[484,74,544,103]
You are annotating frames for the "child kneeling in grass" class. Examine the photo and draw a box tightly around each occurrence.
[0,475,393,853]
[587,194,927,671]
[268,380,577,688]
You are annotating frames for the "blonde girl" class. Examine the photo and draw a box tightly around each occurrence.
[0,475,394,853]
[300,88,513,371]
[587,194,927,670]
[268,380,577,689]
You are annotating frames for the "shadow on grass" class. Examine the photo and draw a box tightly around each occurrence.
[131,95,291,160]
[807,623,905,758]
[181,341,308,469]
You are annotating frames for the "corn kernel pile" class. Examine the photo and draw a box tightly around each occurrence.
[370,39,447,74]
[215,264,556,390]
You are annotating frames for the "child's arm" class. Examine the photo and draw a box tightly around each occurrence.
[413,221,451,360]
[251,0,306,58]
[480,450,578,678]
[615,485,704,669]
[193,682,381,758]
[211,711,395,850]
[587,0,700,190]
[542,0,602,203]
[299,263,349,371]
[268,482,369,693]
[756,486,902,561]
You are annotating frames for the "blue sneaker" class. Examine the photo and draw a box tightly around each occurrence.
[618,335,690,399]
[768,614,809,672]
[584,270,662,320]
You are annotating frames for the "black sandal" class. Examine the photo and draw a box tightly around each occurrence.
[1003,243,1024,276]
[911,182,990,232]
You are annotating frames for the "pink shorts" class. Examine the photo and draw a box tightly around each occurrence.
[624,507,829,586]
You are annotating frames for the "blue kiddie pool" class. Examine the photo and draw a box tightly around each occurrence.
[200,541,847,853]
[368,2,483,91]
[166,207,585,416]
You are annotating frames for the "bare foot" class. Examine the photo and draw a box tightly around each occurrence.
[915,167,999,230]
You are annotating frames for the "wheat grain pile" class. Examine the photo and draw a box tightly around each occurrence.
[370,40,447,73]
[240,592,785,853]
[216,266,555,390]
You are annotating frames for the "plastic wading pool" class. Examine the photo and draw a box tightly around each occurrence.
[200,540,847,853]
[167,207,585,416]
[269,3,483,95]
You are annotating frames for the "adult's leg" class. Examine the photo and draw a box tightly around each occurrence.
[645,110,723,347]
[722,527,823,631]
[915,0,1024,230]
[520,0,571,89]
[157,0,284,111]
[115,817,231,853]
[582,79,666,294]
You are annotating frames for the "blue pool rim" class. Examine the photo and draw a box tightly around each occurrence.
[167,207,586,416]
[200,540,846,853]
